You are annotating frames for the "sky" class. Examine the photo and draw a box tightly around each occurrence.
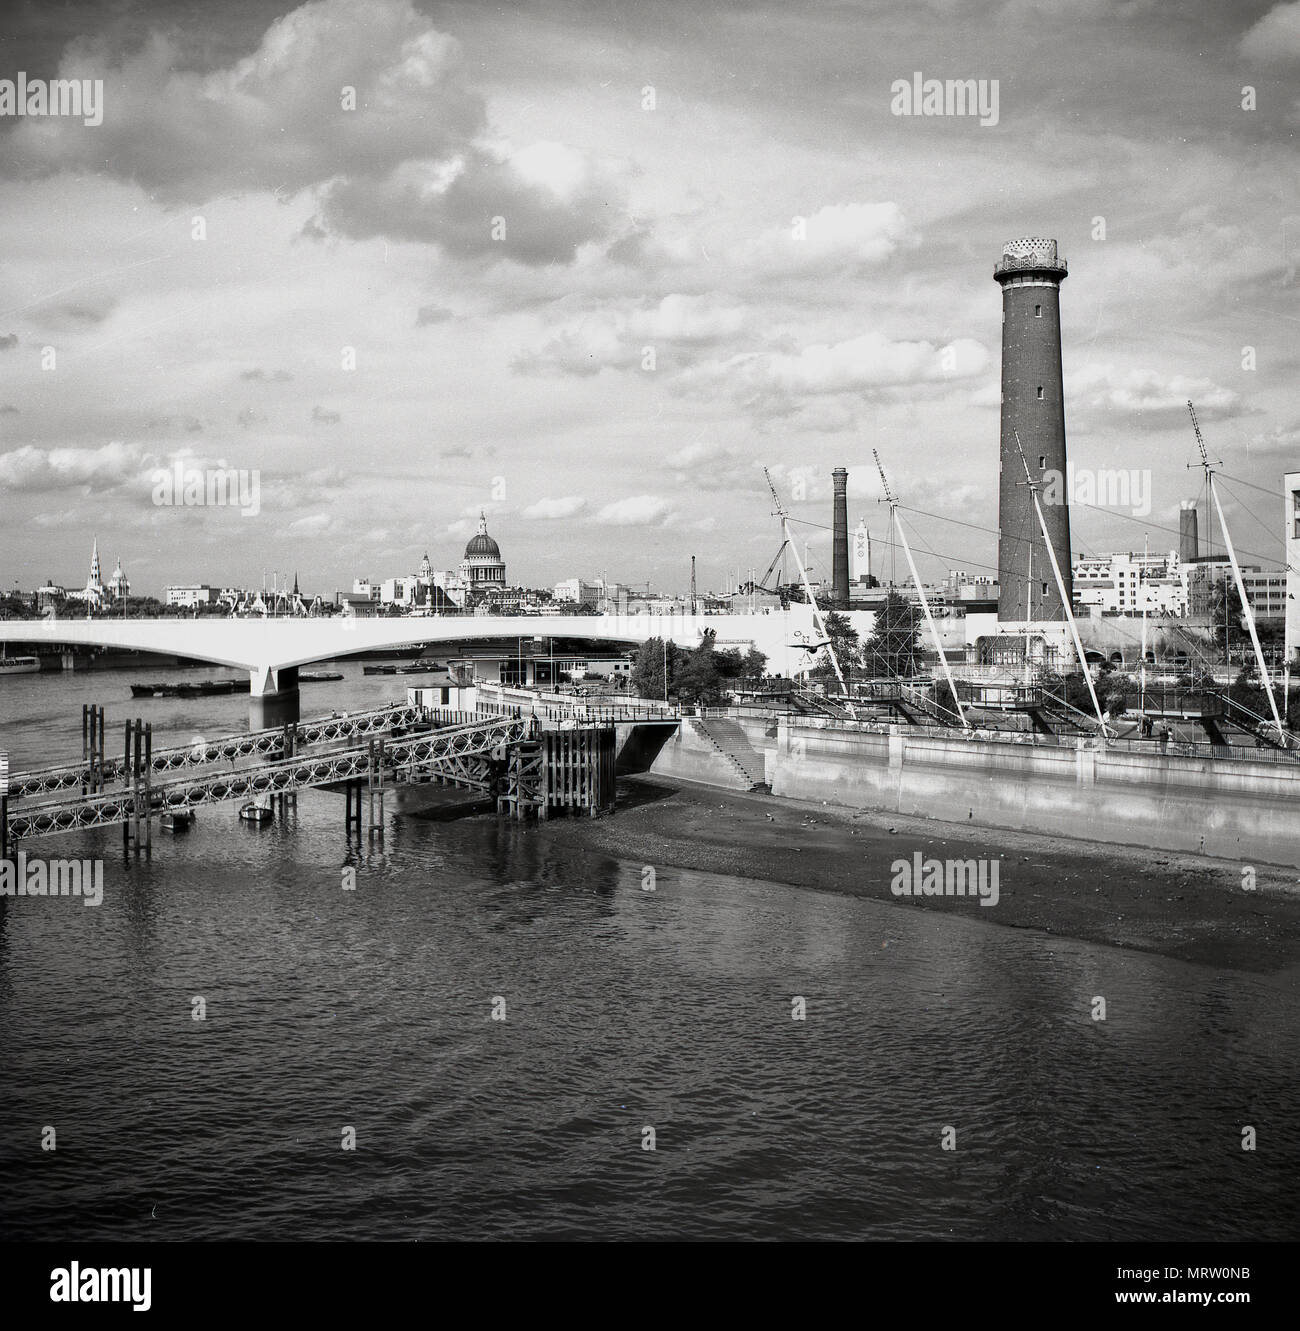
[0,0,1297,599]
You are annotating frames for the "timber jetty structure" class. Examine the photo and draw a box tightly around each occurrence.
[1,701,617,853]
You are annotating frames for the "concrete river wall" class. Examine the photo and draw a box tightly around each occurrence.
[753,719,1300,867]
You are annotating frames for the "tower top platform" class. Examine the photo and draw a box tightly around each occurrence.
[995,236,1067,281]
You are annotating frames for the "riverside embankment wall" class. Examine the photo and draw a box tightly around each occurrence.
[768,719,1300,867]
[639,719,755,790]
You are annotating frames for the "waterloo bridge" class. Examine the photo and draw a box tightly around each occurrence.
[0,607,821,723]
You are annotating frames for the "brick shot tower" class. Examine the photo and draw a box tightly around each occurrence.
[994,237,1072,622]
[831,467,850,607]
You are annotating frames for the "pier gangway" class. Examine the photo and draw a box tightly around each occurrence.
[6,715,533,842]
[6,703,423,801]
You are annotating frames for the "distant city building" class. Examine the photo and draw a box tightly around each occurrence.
[1073,551,1187,616]
[379,576,418,607]
[725,585,783,612]
[944,570,997,603]
[851,520,871,585]
[554,578,600,608]
[165,584,219,608]
[107,558,129,602]
[458,512,506,600]
[66,539,130,611]
[338,591,382,618]
[1287,472,1300,664]
[35,581,65,610]
[554,577,628,613]
[1183,558,1286,622]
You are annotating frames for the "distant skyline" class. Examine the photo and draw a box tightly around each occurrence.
[2,0,1298,597]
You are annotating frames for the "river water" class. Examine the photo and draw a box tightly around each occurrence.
[1,665,1298,1240]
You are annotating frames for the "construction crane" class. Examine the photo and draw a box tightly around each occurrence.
[756,539,790,593]
[763,467,846,694]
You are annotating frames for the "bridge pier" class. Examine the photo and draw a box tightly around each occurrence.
[249,665,299,730]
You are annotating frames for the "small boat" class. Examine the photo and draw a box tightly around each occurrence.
[300,671,344,682]
[238,802,273,825]
[363,660,439,675]
[160,809,195,832]
[130,678,249,698]
[0,653,40,675]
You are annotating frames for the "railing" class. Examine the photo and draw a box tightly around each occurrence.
[474,681,681,723]
[1115,690,1223,717]
[780,713,1300,765]
[1037,688,1108,733]
[1214,692,1297,750]
[7,703,421,801]
[7,716,533,840]
[898,682,965,728]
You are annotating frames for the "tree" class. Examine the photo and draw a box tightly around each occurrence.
[631,636,683,699]
[742,646,768,679]
[861,593,921,678]
[712,648,746,679]
[675,648,722,705]
[1207,576,1247,653]
[808,610,860,689]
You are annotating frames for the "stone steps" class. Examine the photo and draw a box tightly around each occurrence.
[689,718,767,790]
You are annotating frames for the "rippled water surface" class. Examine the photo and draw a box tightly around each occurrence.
[2,667,1298,1240]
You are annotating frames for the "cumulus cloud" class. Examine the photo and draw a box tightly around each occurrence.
[1241,3,1300,62]
[2,0,620,266]
[416,304,455,326]
[288,513,333,534]
[241,368,292,382]
[0,441,157,491]
[663,442,761,492]
[513,293,746,376]
[593,494,671,525]
[744,203,911,276]
[521,495,588,519]
[0,334,17,351]
[311,405,341,424]
[320,139,619,264]
[679,331,989,416]
[0,442,258,495]
[1065,365,1245,421]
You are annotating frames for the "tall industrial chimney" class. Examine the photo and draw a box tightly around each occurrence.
[1179,500,1199,564]
[995,237,1072,622]
[831,467,849,607]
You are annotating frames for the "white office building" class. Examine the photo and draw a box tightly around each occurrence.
[1286,472,1300,664]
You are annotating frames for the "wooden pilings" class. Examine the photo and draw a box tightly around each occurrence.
[343,738,385,841]
[123,718,153,854]
[367,736,385,843]
[275,723,297,820]
[497,726,616,820]
[344,779,363,839]
[83,703,105,795]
